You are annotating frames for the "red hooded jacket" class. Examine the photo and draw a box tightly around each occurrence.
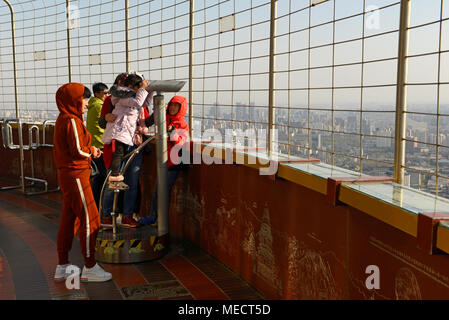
[166,95,189,168]
[53,83,95,171]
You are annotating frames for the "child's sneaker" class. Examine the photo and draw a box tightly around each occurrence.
[54,264,80,282]
[108,180,129,190]
[120,215,142,228]
[108,175,128,190]
[138,215,157,226]
[81,263,112,282]
[109,174,125,182]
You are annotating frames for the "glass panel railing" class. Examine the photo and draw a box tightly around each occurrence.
[439,221,449,231]
[282,162,365,180]
[342,182,449,215]
[234,150,307,163]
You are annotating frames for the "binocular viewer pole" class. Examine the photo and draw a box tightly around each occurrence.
[150,80,186,239]
[153,94,169,237]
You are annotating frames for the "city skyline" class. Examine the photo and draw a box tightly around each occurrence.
[0,0,448,199]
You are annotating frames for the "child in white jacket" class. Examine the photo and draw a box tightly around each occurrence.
[102,73,151,190]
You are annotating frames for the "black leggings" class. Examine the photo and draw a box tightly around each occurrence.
[110,140,127,176]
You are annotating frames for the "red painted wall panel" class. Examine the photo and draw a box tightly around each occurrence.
[347,207,449,299]
[141,148,449,299]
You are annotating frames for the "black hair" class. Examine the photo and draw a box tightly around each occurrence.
[114,73,128,85]
[123,73,143,88]
[83,86,91,99]
[92,82,108,94]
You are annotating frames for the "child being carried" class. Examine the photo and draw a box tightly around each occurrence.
[102,73,151,190]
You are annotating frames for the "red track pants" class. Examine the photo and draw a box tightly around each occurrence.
[57,168,100,268]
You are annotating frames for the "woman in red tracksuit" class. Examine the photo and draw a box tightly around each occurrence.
[53,83,112,282]
[139,95,190,225]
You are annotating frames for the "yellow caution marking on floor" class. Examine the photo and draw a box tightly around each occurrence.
[104,247,115,255]
[129,247,145,254]
[154,243,164,252]
[113,240,125,248]
[130,239,142,249]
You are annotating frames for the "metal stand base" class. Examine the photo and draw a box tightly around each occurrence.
[95,225,169,263]
[24,176,60,196]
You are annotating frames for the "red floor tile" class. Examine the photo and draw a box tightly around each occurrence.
[161,256,229,300]
[0,188,262,300]
[0,207,86,299]
[0,182,16,188]
[40,192,63,203]
[0,254,15,300]
[0,192,59,215]
[102,264,148,288]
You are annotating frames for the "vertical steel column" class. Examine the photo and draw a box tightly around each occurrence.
[3,0,24,193]
[393,0,411,184]
[153,94,169,237]
[111,190,119,236]
[188,0,194,140]
[125,0,130,72]
[65,0,72,82]
[434,0,444,196]
[267,0,277,155]
[3,1,18,118]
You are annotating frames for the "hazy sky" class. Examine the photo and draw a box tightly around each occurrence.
[0,0,448,119]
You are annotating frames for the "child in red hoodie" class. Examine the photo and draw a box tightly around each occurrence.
[53,83,112,282]
[139,95,189,225]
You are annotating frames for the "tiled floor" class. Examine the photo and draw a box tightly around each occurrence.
[0,183,263,300]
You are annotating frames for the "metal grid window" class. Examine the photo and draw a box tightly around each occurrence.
[0,1,69,121]
[273,0,400,177]
[127,0,190,104]
[401,0,449,197]
[0,0,448,199]
[69,0,127,94]
[0,7,15,117]
[190,0,271,145]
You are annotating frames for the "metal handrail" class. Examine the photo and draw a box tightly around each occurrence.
[23,121,59,195]
[0,118,60,195]
[99,135,156,235]
[0,118,22,191]
[1,118,20,150]
[28,125,40,150]
[41,120,56,147]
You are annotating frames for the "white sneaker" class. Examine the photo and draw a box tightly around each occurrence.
[81,263,112,282]
[54,264,80,282]
[116,214,122,225]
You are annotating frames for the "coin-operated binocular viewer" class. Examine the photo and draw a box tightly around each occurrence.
[96,80,186,263]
